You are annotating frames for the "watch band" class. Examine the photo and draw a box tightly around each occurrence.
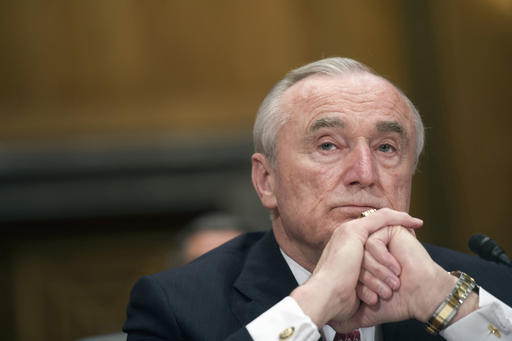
[425,271,478,335]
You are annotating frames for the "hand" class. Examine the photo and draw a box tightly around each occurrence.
[336,225,476,333]
[290,209,423,328]
[357,225,417,305]
[356,212,420,306]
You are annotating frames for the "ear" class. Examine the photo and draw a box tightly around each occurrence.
[251,153,277,209]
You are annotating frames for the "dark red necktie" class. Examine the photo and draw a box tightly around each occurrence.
[333,330,361,341]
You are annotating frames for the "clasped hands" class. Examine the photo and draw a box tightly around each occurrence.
[291,208,463,333]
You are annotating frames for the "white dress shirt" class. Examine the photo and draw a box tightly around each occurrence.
[246,250,512,340]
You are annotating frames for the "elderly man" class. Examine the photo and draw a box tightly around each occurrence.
[124,58,512,341]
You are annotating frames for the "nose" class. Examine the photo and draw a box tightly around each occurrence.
[342,142,376,188]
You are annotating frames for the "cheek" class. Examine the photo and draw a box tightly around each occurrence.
[385,172,412,211]
[294,162,338,196]
[277,159,336,206]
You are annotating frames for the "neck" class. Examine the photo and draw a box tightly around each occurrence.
[272,221,321,273]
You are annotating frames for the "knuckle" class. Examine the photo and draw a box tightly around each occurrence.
[362,287,378,305]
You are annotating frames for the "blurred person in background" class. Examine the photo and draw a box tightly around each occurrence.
[172,211,247,265]
[78,212,245,341]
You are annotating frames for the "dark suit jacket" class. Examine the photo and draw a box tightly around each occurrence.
[123,230,512,341]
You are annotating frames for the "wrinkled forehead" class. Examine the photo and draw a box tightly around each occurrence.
[279,72,413,127]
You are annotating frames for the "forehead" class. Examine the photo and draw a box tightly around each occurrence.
[280,72,413,128]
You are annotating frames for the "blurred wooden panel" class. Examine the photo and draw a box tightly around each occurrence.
[299,1,411,88]
[0,1,309,141]
[11,228,177,341]
[0,0,411,143]
[429,0,512,253]
[0,93,258,140]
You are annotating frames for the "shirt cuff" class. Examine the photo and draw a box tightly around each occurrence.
[246,296,321,341]
[440,287,512,340]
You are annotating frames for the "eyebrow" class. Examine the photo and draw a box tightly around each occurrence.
[309,117,345,132]
[306,117,409,144]
[376,121,405,136]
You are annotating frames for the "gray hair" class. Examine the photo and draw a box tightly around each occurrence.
[253,57,425,170]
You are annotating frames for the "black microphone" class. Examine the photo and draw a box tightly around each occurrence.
[469,234,512,267]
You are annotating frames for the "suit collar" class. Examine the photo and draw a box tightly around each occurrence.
[231,230,298,324]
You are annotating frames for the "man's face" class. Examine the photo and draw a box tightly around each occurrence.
[183,229,242,264]
[259,72,417,260]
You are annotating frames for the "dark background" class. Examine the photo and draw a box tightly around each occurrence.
[1,1,510,340]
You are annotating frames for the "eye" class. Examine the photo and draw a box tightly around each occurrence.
[320,142,337,151]
[378,143,396,153]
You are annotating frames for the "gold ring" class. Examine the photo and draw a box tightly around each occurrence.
[360,208,377,218]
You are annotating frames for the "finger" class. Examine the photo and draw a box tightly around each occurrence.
[362,250,401,291]
[358,208,423,237]
[342,209,423,250]
[365,231,402,276]
[356,281,379,306]
[359,263,394,299]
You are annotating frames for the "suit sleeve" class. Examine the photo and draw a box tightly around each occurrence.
[123,276,253,341]
[123,276,183,341]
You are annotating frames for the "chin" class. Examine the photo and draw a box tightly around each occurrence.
[328,208,361,223]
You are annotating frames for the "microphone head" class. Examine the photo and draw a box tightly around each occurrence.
[468,233,488,255]
[469,233,509,264]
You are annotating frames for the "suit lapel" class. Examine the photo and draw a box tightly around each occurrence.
[230,230,298,325]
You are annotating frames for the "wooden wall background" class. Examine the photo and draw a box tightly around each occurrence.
[0,1,510,340]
